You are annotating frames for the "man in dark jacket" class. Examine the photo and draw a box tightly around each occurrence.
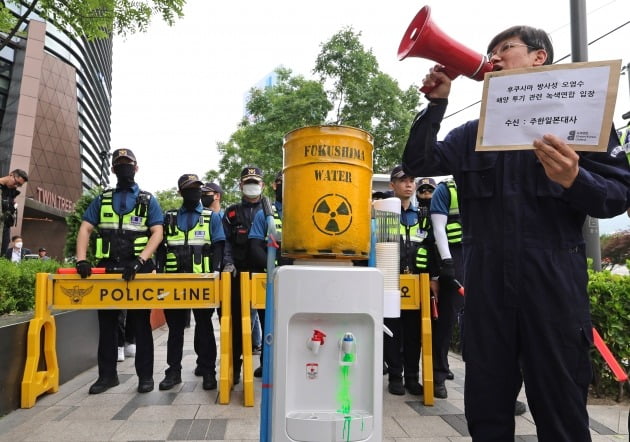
[4,235,31,261]
[402,25,630,441]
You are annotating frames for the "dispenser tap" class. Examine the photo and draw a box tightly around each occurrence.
[307,329,326,355]
[339,332,356,366]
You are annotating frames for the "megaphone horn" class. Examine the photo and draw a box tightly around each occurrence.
[398,6,493,93]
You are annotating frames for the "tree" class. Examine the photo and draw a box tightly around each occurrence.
[601,230,630,267]
[314,27,421,173]
[205,66,331,200]
[154,187,180,212]
[0,0,185,52]
[204,29,422,198]
[63,186,101,262]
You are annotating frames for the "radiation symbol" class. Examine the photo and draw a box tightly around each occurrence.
[312,193,353,236]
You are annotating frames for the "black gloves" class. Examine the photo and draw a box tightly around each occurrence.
[439,258,455,280]
[122,257,144,281]
[75,260,92,278]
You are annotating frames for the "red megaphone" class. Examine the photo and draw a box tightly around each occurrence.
[398,5,493,94]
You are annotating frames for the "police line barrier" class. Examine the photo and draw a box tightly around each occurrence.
[21,272,232,408]
[241,272,435,406]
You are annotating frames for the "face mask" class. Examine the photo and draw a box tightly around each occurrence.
[113,163,136,188]
[242,183,262,198]
[417,198,431,207]
[275,183,282,203]
[14,241,22,249]
[181,188,202,210]
[201,195,214,208]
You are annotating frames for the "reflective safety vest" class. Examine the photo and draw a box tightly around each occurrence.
[95,189,151,262]
[620,126,630,164]
[273,208,282,237]
[416,246,429,270]
[415,213,432,270]
[389,213,431,271]
[445,180,462,244]
[163,209,214,273]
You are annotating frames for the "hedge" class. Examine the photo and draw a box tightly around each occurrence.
[0,258,63,315]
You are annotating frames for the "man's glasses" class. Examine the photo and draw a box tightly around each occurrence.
[12,175,24,187]
[487,42,535,60]
[417,188,433,195]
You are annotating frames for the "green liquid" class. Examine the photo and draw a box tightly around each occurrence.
[339,352,355,441]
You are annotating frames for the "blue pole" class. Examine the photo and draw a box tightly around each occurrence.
[260,198,277,442]
[368,216,377,267]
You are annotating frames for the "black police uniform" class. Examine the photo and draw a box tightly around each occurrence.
[222,198,263,381]
[384,202,439,393]
[159,206,224,388]
[430,180,465,387]
[90,188,158,384]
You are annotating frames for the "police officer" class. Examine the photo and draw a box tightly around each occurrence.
[201,182,224,216]
[402,25,630,440]
[222,166,265,384]
[157,174,225,391]
[75,148,163,394]
[429,178,465,399]
[248,170,291,378]
[384,166,437,396]
[0,169,28,253]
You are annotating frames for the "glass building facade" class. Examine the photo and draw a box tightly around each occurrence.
[1,3,113,189]
[0,3,113,257]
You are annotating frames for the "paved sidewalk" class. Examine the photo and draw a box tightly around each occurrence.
[0,318,627,441]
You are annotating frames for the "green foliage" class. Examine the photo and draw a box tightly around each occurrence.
[206,66,331,201]
[203,29,421,199]
[155,187,181,212]
[588,269,630,397]
[0,0,185,44]
[0,258,63,315]
[313,27,421,173]
[0,6,17,34]
[64,187,101,262]
[600,230,630,267]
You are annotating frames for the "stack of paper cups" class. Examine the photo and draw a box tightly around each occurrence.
[373,198,401,318]
[376,242,400,317]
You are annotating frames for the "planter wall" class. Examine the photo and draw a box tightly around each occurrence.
[0,310,98,415]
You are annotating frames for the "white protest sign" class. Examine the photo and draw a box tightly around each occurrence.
[476,60,621,152]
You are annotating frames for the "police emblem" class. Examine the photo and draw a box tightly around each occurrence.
[60,285,93,304]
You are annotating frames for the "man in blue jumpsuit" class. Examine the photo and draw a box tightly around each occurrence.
[402,25,630,441]
[76,148,164,394]
[157,174,225,391]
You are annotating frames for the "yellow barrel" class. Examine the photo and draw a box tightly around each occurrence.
[282,125,373,259]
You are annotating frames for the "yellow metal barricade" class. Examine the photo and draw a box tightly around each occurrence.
[239,272,255,407]
[21,272,232,408]
[243,272,434,406]
[400,273,433,406]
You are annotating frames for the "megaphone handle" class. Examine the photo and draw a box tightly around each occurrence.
[419,66,459,94]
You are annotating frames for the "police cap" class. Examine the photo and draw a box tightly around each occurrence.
[416,177,437,191]
[178,174,203,190]
[111,149,136,164]
[202,182,224,194]
[240,166,263,182]
[390,165,413,181]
